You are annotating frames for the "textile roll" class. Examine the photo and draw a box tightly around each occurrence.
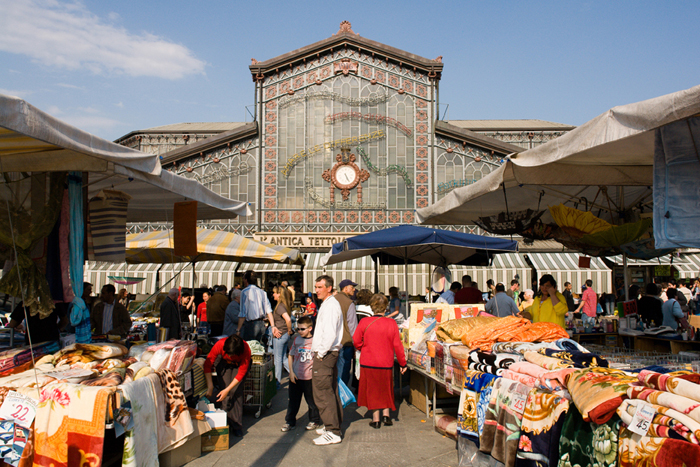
[566,367,638,424]
[88,189,131,262]
[173,201,198,257]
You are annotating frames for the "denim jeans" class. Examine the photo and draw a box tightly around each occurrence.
[336,345,354,387]
[273,332,290,383]
[241,319,266,342]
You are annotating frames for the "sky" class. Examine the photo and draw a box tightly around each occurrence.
[1,0,699,142]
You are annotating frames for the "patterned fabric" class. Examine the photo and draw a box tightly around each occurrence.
[566,367,638,423]
[480,377,529,467]
[617,398,700,444]
[557,407,621,467]
[553,338,589,353]
[469,350,524,370]
[121,374,160,467]
[537,348,608,368]
[627,386,700,424]
[502,370,539,389]
[618,426,700,467]
[492,342,558,355]
[637,369,700,402]
[88,189,130,262]
[156,369,187,423]
[516,390,570,467]
[457,370,499,441]
[33,383,115,467]
[457,384,479,440]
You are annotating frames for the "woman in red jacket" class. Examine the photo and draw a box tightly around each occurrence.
[353,293,407,429]
[204,334,251,437]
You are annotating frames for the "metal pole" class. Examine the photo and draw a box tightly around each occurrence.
[623,253,629,301]
[404,248,409,296]
[374,257,379,293]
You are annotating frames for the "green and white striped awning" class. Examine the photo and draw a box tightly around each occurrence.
[160,261,239,290]
[84,262,160,295]
[526,253,611,293]
[674,253,700,279]
[448,254,532,296]
[607,254,680,267]
[237,262,302,273]
[304,253,375,293]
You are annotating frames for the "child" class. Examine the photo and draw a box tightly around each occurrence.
[280,316,322,432]
[303,296,317,319]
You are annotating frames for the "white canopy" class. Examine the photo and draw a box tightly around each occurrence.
[0,93,252,221]
[416,84,700,225]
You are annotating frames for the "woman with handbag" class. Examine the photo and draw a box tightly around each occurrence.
[353,293,407,429]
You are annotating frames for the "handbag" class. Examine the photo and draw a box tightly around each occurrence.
[338,377,356,408]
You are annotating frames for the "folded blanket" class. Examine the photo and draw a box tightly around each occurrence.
[462,316,533,351]
[463,370,499,437]
[457,384,479,441]
[83,369,124,387]
[558,408,621,467]
[516,390,570,467]
[468,350,524,369]
[618,426,700,467]
[502,370,539,389]
[437,317,499,343]
[627,386,700,424]
[617,398,700,444]
[121,374,160,467]
[553,338,589,353]
[57,343,128,360]
[492,342,558,355]
[637,370,700,403]
[538,348,608,368]
[480,377,530,467]
[566,367,638,424]
[468,362,505,376]
[515,322,569,343]
[524,351,571,371]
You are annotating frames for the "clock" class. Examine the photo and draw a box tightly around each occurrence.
[322,149,370,203]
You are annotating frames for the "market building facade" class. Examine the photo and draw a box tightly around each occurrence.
[112,21,581,293]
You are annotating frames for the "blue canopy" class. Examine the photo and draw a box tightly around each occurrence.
[322,225,518,267]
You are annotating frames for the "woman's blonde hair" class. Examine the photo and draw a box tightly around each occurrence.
[370,293,389,315]
[273,285,293,313]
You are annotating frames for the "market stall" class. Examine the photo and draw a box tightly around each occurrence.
[403,302,700,467]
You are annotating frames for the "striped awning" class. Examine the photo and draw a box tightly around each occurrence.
[526,253,612,293]
[304,253,375,293]
[448,253,532,295]
[607,254,680,267]
[84,262,160,295]
[125,228,304,265]
[675,253,700,279]
[159,261,240,290]
[237,262,302,273]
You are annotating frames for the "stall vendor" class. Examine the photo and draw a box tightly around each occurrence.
[530,274,568,328]
[8,302,69,345]
[204,334,251,437]
[91,284,132,337]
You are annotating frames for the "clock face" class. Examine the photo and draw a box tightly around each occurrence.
[335,165,357,186]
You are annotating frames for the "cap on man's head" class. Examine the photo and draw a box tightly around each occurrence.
[339,279,358,290]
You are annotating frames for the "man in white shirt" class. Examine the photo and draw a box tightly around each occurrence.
[236,270,273,342]
[310,275,344,446]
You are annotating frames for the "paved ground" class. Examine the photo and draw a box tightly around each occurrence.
[186,378,459,467]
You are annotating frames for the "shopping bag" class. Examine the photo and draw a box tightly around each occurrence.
[338,377,356,408]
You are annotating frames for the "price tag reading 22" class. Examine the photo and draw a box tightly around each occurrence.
[0,391,38,428]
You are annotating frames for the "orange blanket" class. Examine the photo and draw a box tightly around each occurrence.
[461,317,569,351]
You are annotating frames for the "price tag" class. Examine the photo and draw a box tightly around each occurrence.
[507,384,530,415]
[628,403,655,435]
[0,391,38,428]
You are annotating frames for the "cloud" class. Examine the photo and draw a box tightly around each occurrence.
[0,0,206,79]
[115,101,124,108]
[46,105,63,116]
[61,115,123,132]
[56,83,84,90]
[0,88,32,98]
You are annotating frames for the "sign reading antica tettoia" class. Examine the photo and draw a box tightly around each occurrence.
[253,233,353,251]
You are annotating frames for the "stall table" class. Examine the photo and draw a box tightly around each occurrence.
[572,332,623,348]
[632,335,700,354]
[407,363,461,422]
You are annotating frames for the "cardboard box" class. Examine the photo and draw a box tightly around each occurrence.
[204,410,227,429]
[201,427,229,452]
[408,368,454,415]
[158,434,201,467]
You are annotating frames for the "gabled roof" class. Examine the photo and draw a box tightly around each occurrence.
[249,21,443,79]
[115,122,246,145]
[159,122,258,165]
[435,120,525,156]
[447,120,575,132]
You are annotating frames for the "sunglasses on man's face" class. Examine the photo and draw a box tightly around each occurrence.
[297,327,309,331]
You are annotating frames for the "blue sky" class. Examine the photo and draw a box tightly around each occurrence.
[1,0,699,142]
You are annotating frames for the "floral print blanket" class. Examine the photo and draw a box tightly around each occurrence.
[515,390,570,467]
[480,377,529,467]
[557,406,621,467]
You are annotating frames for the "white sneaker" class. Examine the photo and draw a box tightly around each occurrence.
[313,431,342,445]
[315,426,327,435]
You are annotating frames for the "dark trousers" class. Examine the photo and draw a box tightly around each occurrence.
[241,319,265,342]
[312,351,343,436]
[285,378,321,426]
[209,322,224,337]
[215,361,247,430]
[336,345,354,387]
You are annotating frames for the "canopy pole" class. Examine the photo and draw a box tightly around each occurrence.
[623,253,629,301]
[374,257,379,294]
[404,249,409,297]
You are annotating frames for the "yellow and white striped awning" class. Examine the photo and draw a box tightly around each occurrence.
[125,228,304,265]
